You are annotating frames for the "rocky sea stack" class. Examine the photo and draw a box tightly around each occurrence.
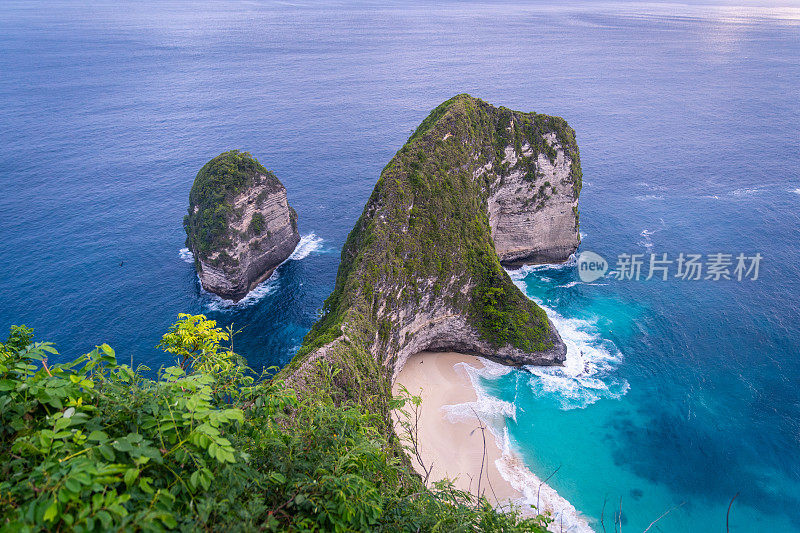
[184,150,300,301]
[283,94,581,402]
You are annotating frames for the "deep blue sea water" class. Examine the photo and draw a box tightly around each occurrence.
[2,1,799,531]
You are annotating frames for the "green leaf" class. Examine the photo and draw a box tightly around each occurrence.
[113,438,133,452]
[43,502,58,522]
[199,470,212,491]
[88,430,109,442]
[99,343,115,356]
[158,513,177,528]
[54,417,71,432]
[97,510,112,529]
[124,468,138,486]
[139,477,154,494]
[64,478,81,493]
[98,443,115,461]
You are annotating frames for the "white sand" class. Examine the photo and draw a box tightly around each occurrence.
[392,351,523,505]
[392,351,594,532]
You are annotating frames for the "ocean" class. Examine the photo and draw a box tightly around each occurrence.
[1,1,799,531]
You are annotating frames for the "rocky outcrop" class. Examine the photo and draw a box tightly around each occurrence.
[282,95,581,395]
[488,132,580,266]
[184,150,300,301]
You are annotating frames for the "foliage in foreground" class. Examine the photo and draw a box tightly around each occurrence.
[0,316,550,532]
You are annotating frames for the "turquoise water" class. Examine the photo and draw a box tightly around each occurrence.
[2,1,799,531]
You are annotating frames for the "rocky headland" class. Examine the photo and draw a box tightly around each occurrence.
[282,94,581,403]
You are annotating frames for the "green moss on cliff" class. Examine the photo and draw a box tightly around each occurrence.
[184,150,281,263]
[296,95,579,364]
[249,212,266,235]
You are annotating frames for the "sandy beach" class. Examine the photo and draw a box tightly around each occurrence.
[393,351,593,532]
[393,351,524,506]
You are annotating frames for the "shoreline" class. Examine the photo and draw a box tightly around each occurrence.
[393,351,592,532]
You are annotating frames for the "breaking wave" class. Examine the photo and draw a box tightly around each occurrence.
[506,254,577,281]
[637,218,667,251]
[442,359,595,532]
[178,248,193,263]
[442,360,516,427]
[731,187,763,196]
[202,274,280,311]
[288,233,325,260]
[182,233,324,310]
[525,302,629,410]
[506,260,629,409]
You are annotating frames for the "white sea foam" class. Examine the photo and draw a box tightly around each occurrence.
[495,444,594,533]
[639,228,655,251]
[288,233,324,260]
[635,181,667,192]
[637,218,667,251]
[186,233,325,310]
[791,188,800,195]
[441,360,516,427]
[507,266,629,409]
[178,248,194,263]
[731,187,763,196]
[440,261,624,531]
[634,194,663,201]
[203,273,280,311]
[527,303,629,410]
[442,360,594,532]
[506,254,577,281]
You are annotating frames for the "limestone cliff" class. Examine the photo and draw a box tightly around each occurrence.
[488,131,580,265]
[184,150,300,301]
[282,95,581,400]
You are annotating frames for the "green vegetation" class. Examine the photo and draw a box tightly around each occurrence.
[0,97,580,531]
[0,318,550,532]
[249,212,266,236]
[291,95,580,387]
[184,150,281,263]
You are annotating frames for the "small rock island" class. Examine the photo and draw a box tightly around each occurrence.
[183,150,300,301]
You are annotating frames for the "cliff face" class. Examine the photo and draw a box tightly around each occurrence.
[283,95,581,399]
[184,151,300,301]
[488,132,580,265]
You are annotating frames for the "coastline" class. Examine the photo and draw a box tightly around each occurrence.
[393,351,592,532]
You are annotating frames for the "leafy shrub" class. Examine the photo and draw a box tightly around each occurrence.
[249,212,266,236]
[0,317,550,532]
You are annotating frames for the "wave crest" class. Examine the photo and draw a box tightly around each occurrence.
[288,233,324,260]
[505,255,578,281]
[182,233,324,310]
[527,303,629,410]
[442,360,594,532]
